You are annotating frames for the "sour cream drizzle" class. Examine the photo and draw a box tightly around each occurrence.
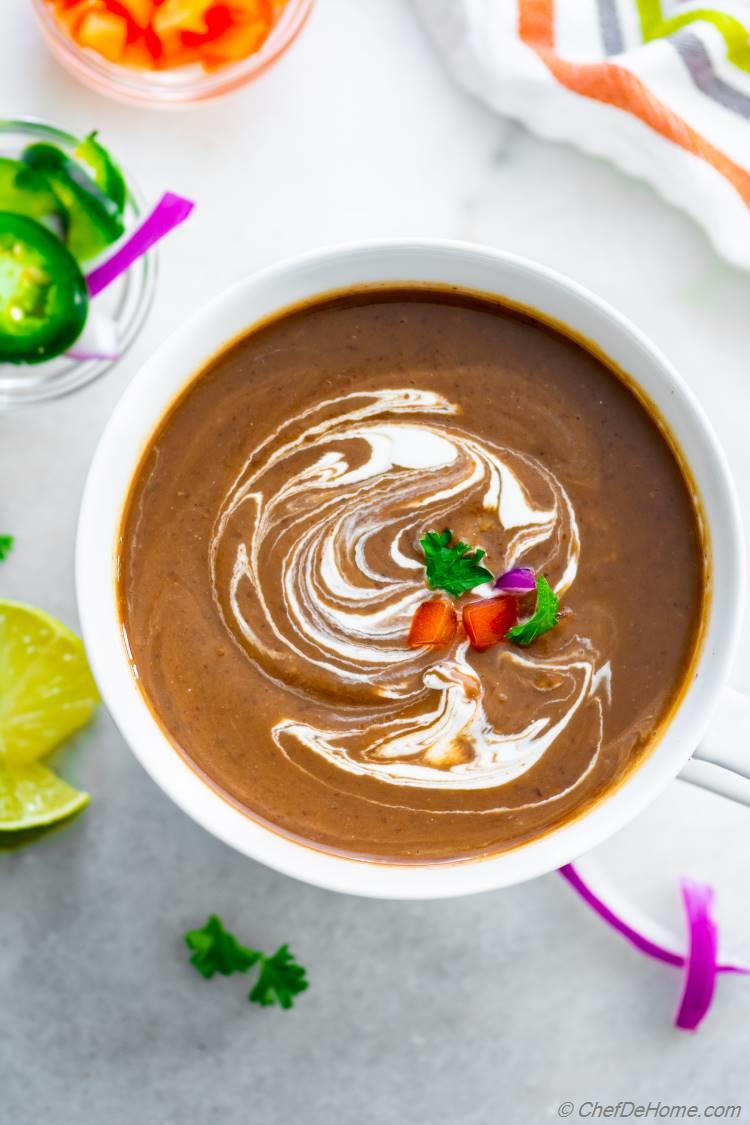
[209,389,610,802]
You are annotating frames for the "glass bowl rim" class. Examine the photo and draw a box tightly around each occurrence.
[0,116,157,409]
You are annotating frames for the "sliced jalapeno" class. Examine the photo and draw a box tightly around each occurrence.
[74,132,127,218]
[0,158,60,222]
[21,143,124,263]
[0,212,89,364]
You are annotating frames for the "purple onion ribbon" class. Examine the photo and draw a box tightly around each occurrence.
[560,863,749,1032]
[86,192,195,298]
[493,567,536,595]
[675,880,720,1032]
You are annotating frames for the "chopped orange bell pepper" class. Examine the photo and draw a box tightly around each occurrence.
[77,9,128,60]
[152,0,213,34]
[462,596,518,650]
[227,0,271,17]
[408,599,458,649]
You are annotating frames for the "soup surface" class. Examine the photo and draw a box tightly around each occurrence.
[119,289,705,861]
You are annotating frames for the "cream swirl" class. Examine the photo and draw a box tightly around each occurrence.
[209,389,610,793]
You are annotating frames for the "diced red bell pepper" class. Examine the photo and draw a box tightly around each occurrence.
[142,23,164,58]
[408,598,458,648]
[462,595,518,650]
[47,0,282,70]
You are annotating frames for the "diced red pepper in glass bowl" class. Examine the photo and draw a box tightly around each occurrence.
[43,0,287,71]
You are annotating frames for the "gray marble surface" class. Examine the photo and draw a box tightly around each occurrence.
[3,1,750,1121]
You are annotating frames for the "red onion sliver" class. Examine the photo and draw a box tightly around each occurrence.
[494,567,536,595]
[559,863,683,966]
[675,879,719,1032]
[559,861,750,1031]
[86,192,195,298]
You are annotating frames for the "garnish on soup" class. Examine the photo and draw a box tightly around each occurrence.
[412,551,557,652]
[506,574,560,646]
[420,529,493,598]
[462,595,518,650]
[408,597,457,648]
[493,566,536,595]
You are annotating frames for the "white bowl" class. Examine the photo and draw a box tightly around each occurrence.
[76,241,744,899]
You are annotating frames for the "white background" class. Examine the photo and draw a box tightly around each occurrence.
[2,0,750,1120]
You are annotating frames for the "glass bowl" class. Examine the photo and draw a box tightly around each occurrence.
[31,0,315,108]
[0,118,156,409]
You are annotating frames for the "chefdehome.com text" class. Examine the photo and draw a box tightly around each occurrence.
[556,1102,742,1119]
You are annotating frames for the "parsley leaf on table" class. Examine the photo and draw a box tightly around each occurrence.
[506,575,559,646]
[420,529,493,598]
[249,944,309,1010]
[184,914,261,979]
[0,535,14,561]
[184,917,308,1009]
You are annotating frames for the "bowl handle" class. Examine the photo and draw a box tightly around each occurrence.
[680,687,750,805]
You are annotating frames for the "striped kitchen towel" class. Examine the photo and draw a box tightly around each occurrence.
[413,1,750,270]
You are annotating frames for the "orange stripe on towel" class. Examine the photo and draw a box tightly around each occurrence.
[518,0,750,208]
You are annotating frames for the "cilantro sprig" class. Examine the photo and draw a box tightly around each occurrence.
[184,915,308,1009]
[0,535,14,561]
[420,529,493,598]
[249,944,309,1009]
[506,575,559,646]
[185,914,261,978]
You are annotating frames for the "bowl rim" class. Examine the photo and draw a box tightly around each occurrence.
[76,239,745,898]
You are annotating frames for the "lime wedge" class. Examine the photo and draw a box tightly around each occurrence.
[0,761,89,831]
[0,600,100,764]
